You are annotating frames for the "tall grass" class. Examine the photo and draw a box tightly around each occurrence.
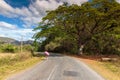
[0,54,42,80]
[0,44,33,53]
[0,53,32,67]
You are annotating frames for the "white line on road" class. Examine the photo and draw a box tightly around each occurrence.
[6,58,48,80]
[47,65,58,80]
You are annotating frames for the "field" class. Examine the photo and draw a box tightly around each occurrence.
[0,53,15,58]
[0,52,43,80]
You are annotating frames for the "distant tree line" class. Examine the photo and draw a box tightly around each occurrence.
[33,0,120,55]
[0,44,33,53]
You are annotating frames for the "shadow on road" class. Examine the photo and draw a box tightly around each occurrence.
[33,52,64,57]
[49,53,64,57]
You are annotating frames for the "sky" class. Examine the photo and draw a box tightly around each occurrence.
[0,0,120,41]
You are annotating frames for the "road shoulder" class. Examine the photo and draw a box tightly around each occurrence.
[74,57,120,80]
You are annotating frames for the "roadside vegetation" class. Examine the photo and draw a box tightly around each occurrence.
[78,57,120,80]
[33,0,120,56]
[0,43,44,80]
[33,0,120,80]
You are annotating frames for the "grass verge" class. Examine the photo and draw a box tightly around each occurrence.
[0,53,43,80]
[76,58,120,80]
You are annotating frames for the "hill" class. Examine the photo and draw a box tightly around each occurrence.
[0,37,33,45]
[0,37,16,43]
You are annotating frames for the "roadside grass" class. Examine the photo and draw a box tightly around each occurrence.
[0,53,15,58]
[77,57,120,80]
[0,52,44,80]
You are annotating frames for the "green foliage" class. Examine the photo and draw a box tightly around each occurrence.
[23,45,33,51]
[31,40,40,52]
[45,41,60,51]
[1,44,18,53]
[0,43,34,53]
[33,0,120,55]
[84,33,120,55]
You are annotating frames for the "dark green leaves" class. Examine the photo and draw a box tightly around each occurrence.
[33,0,120,54]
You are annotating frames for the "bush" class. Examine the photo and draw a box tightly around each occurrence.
[1,44,18,53]
[23,45,33,51]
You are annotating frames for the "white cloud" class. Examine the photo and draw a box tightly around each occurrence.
[0,34,6,37]
[116,0,120,3]
[0,21,34,41]
[0,21,18,29]
[0,28,35,41]
[60,0,88,5]
[0,0,18,17]
[0,0,89,40]
[32,0,63,10]
[0,0,119,28]
[0,0,89,28]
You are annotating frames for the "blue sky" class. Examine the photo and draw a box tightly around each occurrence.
[0,0,120,41]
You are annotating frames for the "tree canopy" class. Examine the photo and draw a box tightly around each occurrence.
[33,0,120,55]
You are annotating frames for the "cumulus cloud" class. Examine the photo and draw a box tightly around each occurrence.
[0,0,89,28]
[60,0,88,5]
[0,0,89,40]
[0,27,35,41]
[0,0,14,17]
[0,0,120,28]
[0,21,35,41]
[0,21,18,29]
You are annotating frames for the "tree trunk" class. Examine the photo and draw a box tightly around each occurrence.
[78,44,84,55]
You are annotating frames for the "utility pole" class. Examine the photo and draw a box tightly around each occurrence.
[20,35,23,53]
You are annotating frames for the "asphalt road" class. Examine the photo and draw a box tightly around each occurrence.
[7,54,105,80]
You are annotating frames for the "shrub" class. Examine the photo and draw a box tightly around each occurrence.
[1,44,18,53]
[23,45,33,51]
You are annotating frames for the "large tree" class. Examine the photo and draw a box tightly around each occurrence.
[33,0,120,55]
